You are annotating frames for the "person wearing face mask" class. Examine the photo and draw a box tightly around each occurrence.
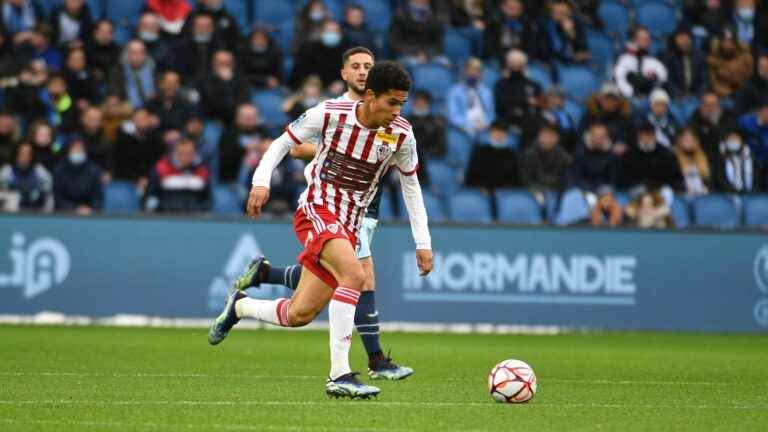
[0,141,53,212]
[53,136,103,214]
[144,0,191,36]
[642,89,679,149]
[713,130,757,193]
[389,0,445,61]
[569,122,621,193]
[519,122,572,193]
[144,137,211,213]
[218,103,267,183]
[465,120,520,191]
[172,12,225,87]
[739,98,768,165]
[239,28,283,89]
[735,53,768,112]
[707,27,753,98]
[290,20,349,90]
[494,49,541,129]
[200,50,251,124]
[135,13,172,69]
[182,0,240,51]
[410,90,446,158]
[293,0,331,51]
[732,0,756,45]
[621,123,684,196]
[673,128,712,197]
[689,91,737,160]
[447,57,495,138]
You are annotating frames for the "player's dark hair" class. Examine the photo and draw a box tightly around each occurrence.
[342,46,374,65]
[364,61,411,96]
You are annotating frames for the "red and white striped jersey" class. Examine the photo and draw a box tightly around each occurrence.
[284,100,418,235]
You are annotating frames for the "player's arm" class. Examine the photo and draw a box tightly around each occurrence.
[289,143,317,161]
[395,133,433,276]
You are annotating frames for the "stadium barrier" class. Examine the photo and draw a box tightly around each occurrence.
[1,213,767,332]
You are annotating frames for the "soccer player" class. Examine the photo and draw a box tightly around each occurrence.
[208,61,433,399]
[232,47,415,381]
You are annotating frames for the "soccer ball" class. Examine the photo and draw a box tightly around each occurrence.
[488,359,537,403]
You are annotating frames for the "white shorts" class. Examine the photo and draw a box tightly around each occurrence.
[356,217,378,260]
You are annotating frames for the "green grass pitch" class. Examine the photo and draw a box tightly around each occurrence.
[1,325,766,431]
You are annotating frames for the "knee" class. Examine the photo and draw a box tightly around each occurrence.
[338,264,366,291]
[287,306,319,327]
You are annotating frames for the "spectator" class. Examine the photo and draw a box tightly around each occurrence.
[53,136,104,214]
[27,119,62,171]
[0,111,20,164]
[1,0,45,38]
[0,141,53,211]
[109,40,157,109]
[582,83,634,151]
[410,90,447,158]
[48,0,93,47]
[447,57,494,138]
[100,93,135,142]
[519,123,572,192]
[589,187,623,228]
[342,5,375,51]
[389,0,445,63]
[713,129,757,193]
[535,0,589,64]
[529,87,577,152]
[621,123,684,196]
[86,20,120,83]
[114,108,162,185]
[674,128,712,197]
[684,0,730,41]
[43,73,79,133]
[282,75,325,120]
[614,27,668,98]
[689,91,737,159]
[483,0,535,61]
[184,114,218,181]
[465,121,519,190]
[238,137,304,215]
[63,47,101,105]
[735,52,768,112]
[135,13,173,69]
[239,27,283,89]
[172,12,226,86]
[184,0,241,50]
[200,50,251,125]
[739,98,768,164]
[643,89,679,148]
[293,0,332,51]
[290,20,348,90]
[145,137,211,213]
[6,61,49,122]
[732,0,756,46]
[494,49,541,128]
[707,27,753,97]
[145,0,191,36]
[569,122,621,192]
[78,106,111,173]
[662,26,709,99]
[625,191,672,229]
[218,103,267,183]
[20,24,62,71]
[146,70,197,131]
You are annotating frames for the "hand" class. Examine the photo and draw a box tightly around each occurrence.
[416,249,434,277]
[246,186,270,218]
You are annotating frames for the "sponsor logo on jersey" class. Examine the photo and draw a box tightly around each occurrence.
[376,131,397,144]
[0,233,71,299]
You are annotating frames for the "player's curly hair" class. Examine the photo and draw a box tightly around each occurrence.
[365,61,411,96]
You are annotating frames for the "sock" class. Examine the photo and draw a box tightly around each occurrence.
[329,287,360,380]
[266,265,302,290]
[235,297,291,327]
[354,291,382,357]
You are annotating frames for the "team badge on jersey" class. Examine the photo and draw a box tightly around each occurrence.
[375,144,394,162]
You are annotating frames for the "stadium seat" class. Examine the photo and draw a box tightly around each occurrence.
[671,197,690,229]
[411,63,456,104]
[586,30,616,77]
[743,195,768,227]
[554,188,590,226]
[354,0,392,32]
[636,0,679,37]
[495,189,543,225]
[526,63,552,90]
[396,188,446,222]
[563,99,585,125]
[223,0,251,30]
[481,63,501,89]
[378,191,396,221]
[104,181,140,213]
[557,65,600,102]
[106,0,144,28]
[443,30,472,67]
[254,0,297,27]
[251,90,289,130]
[445,127,473,168]
[597,0,630,38]
[426,160,460,197]
[212,184,243,215]
[448,189,493,224]
[43,0,102,18]
[613,191,631,208]
[271,21,295,54]
[691,194,739,229]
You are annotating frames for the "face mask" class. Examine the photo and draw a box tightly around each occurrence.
[726,139,741,152]
[466,77,479,87]
[139,31,159,42]
[321,31,341,47]
[310,9,325,22]
[738,8,754,20]
[251,44,267,53]
[411,107,430,117]
[69,151,86,165]
[489,137,508,149]
[194,33,212,44]
[638,140,656,152]
[303,97,319,107]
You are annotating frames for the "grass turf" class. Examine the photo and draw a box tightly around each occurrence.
[0,326,766,431]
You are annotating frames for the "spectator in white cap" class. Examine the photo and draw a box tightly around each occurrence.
[643,88,679,148]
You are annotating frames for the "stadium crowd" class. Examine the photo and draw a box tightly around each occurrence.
[0,0,766,228]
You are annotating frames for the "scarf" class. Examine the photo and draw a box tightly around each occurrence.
[123,59,156,108]
[2,1,36,34]
[724,148,753,192]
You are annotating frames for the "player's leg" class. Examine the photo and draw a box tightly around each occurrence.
[233,257,303,291]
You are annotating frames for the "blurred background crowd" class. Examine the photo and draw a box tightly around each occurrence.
[0,0,767,229]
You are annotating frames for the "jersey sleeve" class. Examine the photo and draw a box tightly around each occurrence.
[285,103,325,145]
[394,130,419,176]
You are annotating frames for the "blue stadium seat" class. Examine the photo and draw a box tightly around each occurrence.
[557,65,600,102]
[691,194,739,229]
[44,0,102,18]
[378,191,396,221]
[482,63,501,89]
[671,197,690,228]
[104,181,140,213]
[223,0,250,30]
[597,0,630,38]
[271,21,295,54]
[354,0,392,32]
[743,195,768,227]
[445,127,473,168]
[251,90,289,130]
[495,189,543,225]
[613,191,631,208]
[526,63,552,90]
[396,188,447,222]
[554,188,590,226]
[411,63,456,104]
[636,0,679,37]
[426,160,460,197]
[254,0,297,27]
[586,30,616,77]
[563,99,585,125]
[443,29,472,67]
[448,189,493,224]
[106,0,144,28]
[212,185,243,215]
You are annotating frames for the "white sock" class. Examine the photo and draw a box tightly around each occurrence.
[235,297,291,327]
[328,287,360,380]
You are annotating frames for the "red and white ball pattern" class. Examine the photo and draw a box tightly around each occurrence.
[488,359,537,403]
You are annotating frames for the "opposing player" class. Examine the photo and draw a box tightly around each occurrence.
[232,47,414,381]
[208,61,433,399]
